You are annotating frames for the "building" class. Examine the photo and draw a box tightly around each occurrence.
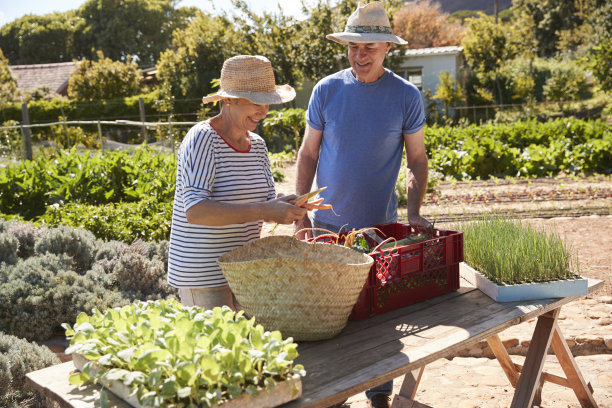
[397,45,464,95]
[8,61,78,97]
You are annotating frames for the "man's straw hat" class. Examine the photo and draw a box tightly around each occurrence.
[202,55,296,105]
[326,2,407,45]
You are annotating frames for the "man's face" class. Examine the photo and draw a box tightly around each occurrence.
[347,42,391,83]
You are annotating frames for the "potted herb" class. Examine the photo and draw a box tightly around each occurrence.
[458,216,588,302]
[63,299,305,408]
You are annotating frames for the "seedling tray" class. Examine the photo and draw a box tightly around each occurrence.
[311,223,464,319]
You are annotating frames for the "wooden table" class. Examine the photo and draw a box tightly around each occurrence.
[27,267,603,408]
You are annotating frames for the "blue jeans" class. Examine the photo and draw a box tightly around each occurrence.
[312,218,394,400]
[365,381,393,399]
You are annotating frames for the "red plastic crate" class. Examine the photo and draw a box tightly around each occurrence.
[311,223,464,320]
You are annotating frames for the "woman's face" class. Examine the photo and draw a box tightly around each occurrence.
[227,98,270,131]
[347,42,391,83]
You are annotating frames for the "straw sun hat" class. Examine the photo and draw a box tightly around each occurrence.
[327,1,407,45]
[201,55,296,105]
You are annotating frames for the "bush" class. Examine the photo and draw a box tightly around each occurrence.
[39,198,173,242]
[0,222,174,341]
[0,233,18,265]
[0,331,60,407]
[34,225,97,274]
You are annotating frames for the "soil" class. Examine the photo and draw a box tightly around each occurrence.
[264,162,612,297]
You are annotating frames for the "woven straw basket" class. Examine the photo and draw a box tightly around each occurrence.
[217,236,373,341]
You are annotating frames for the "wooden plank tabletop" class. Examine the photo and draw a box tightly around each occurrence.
[26,273,603,408]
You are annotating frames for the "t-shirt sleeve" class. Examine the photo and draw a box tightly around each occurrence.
[261,142,277,201]
[402,85,426,135]
[180,129,215,212]
[305,82,325,131]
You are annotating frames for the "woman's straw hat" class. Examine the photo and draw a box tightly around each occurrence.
[202,55,296,105]
[326,2,407,45]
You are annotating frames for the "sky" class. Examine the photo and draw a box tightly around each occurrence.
[0,0,311,26]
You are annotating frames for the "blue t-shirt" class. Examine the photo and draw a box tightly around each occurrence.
[306,68,425,230]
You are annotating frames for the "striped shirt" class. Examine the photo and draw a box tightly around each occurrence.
[168,121,276,288]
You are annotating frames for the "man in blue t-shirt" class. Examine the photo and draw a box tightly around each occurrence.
[294,2,432,408]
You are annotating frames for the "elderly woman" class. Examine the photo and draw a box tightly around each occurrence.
[168,55,307,310]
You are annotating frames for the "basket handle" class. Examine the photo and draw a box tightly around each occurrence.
[372,237,397,253]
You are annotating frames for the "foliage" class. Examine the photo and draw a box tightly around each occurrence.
[0,50,17,108]
[0,0,196,66]
[542,62,589,103]
[392,0,465,48]
[40,197,173,242]
[156,11,240,100]
[0,331,60,407]
[433,71,465,118]
[0,11,85,65]
[77,0,196,66]
[424,118,612,179]
[260,108,306,153]
[581,37,612,92]
[460,215,578,284]
[68,51,142,101]
[64,300,305,408]
[0,221,176,341]
[461,13,516,106]
[229,0,304,90]
[0,147,176,220]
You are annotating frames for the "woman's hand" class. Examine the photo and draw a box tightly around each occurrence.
[263,195,307,224]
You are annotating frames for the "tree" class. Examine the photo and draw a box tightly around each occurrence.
[433,71,465,118]
[392,0,465,49]
[156,11,240,100]
[581,37,612,92]
[511,0,581,57]
[461,13,514,104]
[76,0,196,66]
[0,49,17,105]
[0,12,84,64]
[67,51,142,101]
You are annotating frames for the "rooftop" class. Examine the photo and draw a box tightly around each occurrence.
[8,62,78,96]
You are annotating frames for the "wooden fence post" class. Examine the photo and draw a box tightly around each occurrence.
[97,121,104,153]
[138,97,147,143]
[21,103,33,160]
[60,101,70,147]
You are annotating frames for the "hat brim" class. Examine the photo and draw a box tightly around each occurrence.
[202,84,296,105]
[326,32,407,45]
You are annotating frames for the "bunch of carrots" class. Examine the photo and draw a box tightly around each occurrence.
[291,186,332,211]
[270,187,334,233]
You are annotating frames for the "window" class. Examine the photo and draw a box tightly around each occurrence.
[403,67,423,90]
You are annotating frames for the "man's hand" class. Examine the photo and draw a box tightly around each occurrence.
[294,215,313,239]
[407,213,432,230]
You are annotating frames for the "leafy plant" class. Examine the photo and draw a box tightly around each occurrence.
[459,215,579,285]
[64,300,305,408]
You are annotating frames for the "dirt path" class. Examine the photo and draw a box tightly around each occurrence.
[265,161,612,296]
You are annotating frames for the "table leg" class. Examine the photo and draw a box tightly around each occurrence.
[390,367,430,408]
[486,335,520,387]
[510,309,560,408]
[550,322,599,408]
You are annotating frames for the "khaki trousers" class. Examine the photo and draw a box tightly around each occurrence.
[178,285,241,311]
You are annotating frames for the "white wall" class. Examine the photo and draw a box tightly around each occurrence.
[399,53,461,95]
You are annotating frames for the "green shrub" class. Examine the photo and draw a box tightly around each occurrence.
[0,331,60,407]
[34,225,97,274]
[0,233,18,265]
[39,198,173,242]
[0,221,174,341]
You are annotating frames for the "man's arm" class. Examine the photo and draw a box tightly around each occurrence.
[294,124,323,238]
[403,127,432,229]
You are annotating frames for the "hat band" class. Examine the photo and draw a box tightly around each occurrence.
[345,25,392,34]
